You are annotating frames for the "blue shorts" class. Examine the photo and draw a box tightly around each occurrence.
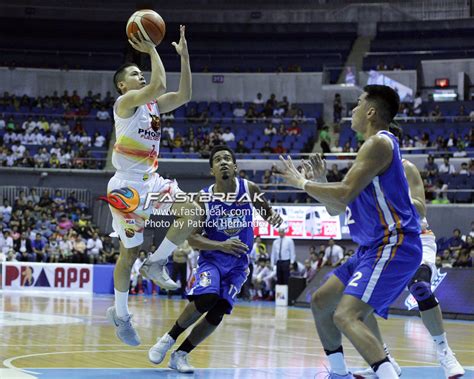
[187,255,249,314]
[333,233,422,319]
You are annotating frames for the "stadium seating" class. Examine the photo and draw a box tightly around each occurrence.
[363,20,474,70]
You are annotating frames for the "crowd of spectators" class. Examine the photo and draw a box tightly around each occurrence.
[0,91,112,169]
[0,91,315,165]
[0,188,119,264]
[436,226,474,268]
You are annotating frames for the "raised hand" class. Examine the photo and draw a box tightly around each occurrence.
[172,25,189,59]
[302,154,327,181]
[275,155,307,189]
[128,30,155,54]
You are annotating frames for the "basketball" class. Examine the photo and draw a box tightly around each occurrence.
[126,9,166,46]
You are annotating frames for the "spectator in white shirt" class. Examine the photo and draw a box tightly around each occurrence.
[96,106,111,121]
[130,250,148,294]
[5,150,16,167]
[252,258,276,299]
[253,93,264,105]
[413,92,422,116]
[438,156,456,174]
[32,128,44,145]
[69,132,82,144]
[162,121,175,140]
[1,231,13,255]
[59,148,72,167]
[50,143,61,156]
[50,118,61,134]
[233,102,246,118]
[22,131,35,144]
[22,116,34,131]
[11,141,26,158]
[93,132,106,147]
[60,120,70,134]
[0,117,5,129]
[0,200,12,220]
[79,131,92,147]
[43,131,56,145]
[3,131,17,144]
[221,127,235,142]
[264,123,277,136]
[271,227,296,285]
[34,147,50,167]
[321,239,344,267]
[86,233,103,263]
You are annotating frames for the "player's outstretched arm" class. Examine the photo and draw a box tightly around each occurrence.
[276,135,392,210]
[117,32,167,113]
[403,159,426,219]
[247,181,283,228]
[157,25,192,113]
[301,154,343,216]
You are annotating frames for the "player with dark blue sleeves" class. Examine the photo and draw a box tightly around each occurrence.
[147,145,282,373]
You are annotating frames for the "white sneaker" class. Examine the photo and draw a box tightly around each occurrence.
[169,350,195,373]
[148,334,175,364]
[438,349,465,379]
[106,306,141,346]
[139,258,179,290]
[353,356,401,378]
[352,367,377,379]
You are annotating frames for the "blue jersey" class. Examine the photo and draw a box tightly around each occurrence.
[200,177,254,269]
[346,130,421,247]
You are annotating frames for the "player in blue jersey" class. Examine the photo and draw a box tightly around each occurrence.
[277,85,422,379]
[147,145,283,373]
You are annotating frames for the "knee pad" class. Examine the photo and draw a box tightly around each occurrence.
[408,265,438,311]
[205,299,228,326]
[193,293,220,314]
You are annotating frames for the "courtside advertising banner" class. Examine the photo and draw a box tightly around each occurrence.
[254,205,341,239]
[1,262,93,294]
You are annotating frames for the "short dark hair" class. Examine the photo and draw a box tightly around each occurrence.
[209,145,236,167]
[113,63,139,94]
[363,85,400,123]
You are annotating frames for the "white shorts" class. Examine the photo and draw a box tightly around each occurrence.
[420,232,437,281]
[107,171,182,248]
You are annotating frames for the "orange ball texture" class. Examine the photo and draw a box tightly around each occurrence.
[126,9,166,46]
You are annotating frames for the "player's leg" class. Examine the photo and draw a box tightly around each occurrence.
[311,251,360,377]
[335,234,423,379]
[352,313,401,379]
[107,240,142,346]
[140,178,201,286]
[311,275,350,377]
[149,261,221,365]
[334,296,397,378]
[170,299,229,373]
[410,265,465,378]
[167,267,247,373]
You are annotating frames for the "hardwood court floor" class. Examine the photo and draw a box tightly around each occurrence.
[0,292,473,379]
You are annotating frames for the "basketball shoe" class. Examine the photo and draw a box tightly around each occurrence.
[106,306,141,346]
[149,333,175,364]
[139,258,179,290]
[438,348,465,379]
[169,350,195,373]
[353,355,401,378]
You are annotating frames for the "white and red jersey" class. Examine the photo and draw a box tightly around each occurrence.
[112,97,161,174]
